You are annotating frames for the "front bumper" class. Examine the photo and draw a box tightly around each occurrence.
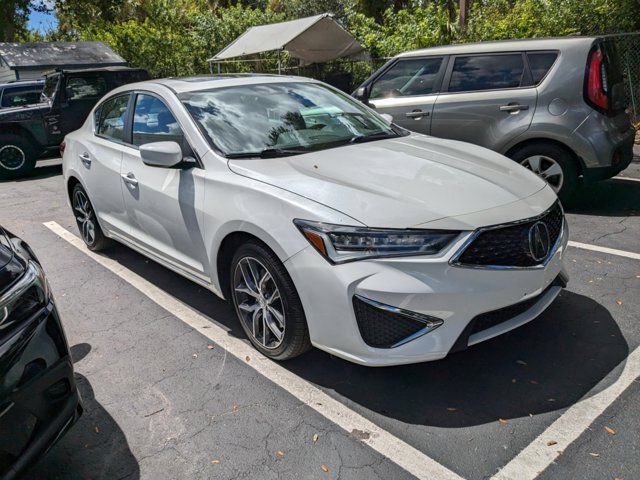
[285,210,570,367]
[0,301,81,479]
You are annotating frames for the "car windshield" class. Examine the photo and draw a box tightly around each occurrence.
[180,82,405,157]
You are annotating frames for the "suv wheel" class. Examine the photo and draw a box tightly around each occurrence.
[510,143,578,202]
[71,183,110,251]
[0,135,36,179]
[230,240,311,361]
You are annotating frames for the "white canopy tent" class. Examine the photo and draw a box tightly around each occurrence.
[208,13,368,73]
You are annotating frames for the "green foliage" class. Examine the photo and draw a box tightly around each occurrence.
[11,0,640,78]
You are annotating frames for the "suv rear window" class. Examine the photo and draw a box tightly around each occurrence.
[527,52,558,84]
[1,86,42,108]
[448,54,525,92]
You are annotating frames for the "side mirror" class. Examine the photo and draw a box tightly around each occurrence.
[380,113,393,124]
[140,141,183,168]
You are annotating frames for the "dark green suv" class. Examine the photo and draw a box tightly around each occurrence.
[0,66,149,178]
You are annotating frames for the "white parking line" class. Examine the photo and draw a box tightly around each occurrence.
[493,346,640,480]
[613,176,640,182]
[44,221,463,480]
[568,241,640,261]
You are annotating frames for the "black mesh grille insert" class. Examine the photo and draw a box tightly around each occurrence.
[470,282,556,336]
[457,202,564,267]
[352,297,426,348]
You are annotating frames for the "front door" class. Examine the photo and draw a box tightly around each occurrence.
[366,56,447,134]
[120,92,208,281]
[430,53,537,151]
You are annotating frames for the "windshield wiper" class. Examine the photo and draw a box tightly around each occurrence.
[348,131,400,144]
[226,147,311,159]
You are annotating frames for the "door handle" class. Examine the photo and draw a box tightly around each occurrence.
[121,172,138,187]
[500,104,529,112]
[405,109,429,118]
[78,153,91,166]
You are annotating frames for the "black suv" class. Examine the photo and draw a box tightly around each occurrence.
[0,66,150,178]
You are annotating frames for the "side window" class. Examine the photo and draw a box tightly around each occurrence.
[370,57,444,99]
[527,52,558,84]
[65,75,108,101]
[1,86,42,107]
[132,94,187,153]
[96,94,130,141]
[448,54,525,93]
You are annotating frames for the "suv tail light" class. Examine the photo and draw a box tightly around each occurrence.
[585,46,610,114]
[59,140,66,157]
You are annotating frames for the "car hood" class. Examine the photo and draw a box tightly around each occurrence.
[228,134,548,228]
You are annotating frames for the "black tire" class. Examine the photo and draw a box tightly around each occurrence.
[230,240,311,361]
[71,183,110,251]
[509,142,579,203]
[0,134,37,179]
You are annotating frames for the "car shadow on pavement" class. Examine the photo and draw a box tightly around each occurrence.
[565,177,640,216]
[24,343,140,480]
[103,243,629,429]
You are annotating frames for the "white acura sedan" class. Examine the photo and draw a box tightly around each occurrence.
[62,75,569,366]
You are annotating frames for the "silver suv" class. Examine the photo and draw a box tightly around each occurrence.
[354,37,636,200]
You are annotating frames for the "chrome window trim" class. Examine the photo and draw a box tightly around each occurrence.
[354,294,443,348]
[449,201,565,270]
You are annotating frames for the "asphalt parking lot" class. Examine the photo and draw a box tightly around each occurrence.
[1,150,639,480]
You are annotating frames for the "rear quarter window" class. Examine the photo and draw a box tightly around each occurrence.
[527,52,558,84]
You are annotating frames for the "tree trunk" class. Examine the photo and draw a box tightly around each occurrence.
[459,0,471,30]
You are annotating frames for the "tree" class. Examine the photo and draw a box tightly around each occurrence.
[0,0,30,41]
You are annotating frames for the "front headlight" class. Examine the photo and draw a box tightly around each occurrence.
[294,219,460,264]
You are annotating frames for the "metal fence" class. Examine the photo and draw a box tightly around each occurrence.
[609,32,640,126]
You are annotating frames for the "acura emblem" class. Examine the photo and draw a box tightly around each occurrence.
[528,221,551,261]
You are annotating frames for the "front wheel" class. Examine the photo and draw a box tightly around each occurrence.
[510,143,578,203]
[71,183,110,251]
[230,241,311,361]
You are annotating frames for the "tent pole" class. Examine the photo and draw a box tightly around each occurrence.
[277,49,282,75]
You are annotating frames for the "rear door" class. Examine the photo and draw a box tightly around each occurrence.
[78,93,131,237]
[366,56,447,134]
[120,92,208,281]
[59,73,109,135]
[430,53,537,151]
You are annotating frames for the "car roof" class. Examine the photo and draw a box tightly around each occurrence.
[0,79,44,88]
[147,74,317,94]
[397,36,597,58]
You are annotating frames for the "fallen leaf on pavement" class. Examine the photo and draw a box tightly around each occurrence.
[94,426,99,433]
[615,299,622,305]
[207,345,214,350]
[276,451,284,457]
[312,433,319,442]
[321,465,329,473]
[546,440,557,446]
[516,360,527,366]
[245,355,250,362]
[192,353,198,359]
[498,418,508,424]
[605,426,616,435]
[211,460,220,465]
[589,452,600,457]
[529,380,538,385]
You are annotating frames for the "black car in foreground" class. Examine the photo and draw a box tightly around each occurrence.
[0,226,81,479]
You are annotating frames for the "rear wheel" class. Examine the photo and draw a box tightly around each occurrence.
[0,134,36,179]
[71,183,109,251]
[509,142,578,202]
[230,240,311,361]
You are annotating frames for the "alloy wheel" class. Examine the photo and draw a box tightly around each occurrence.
[73,189,96,245]
[233,257,285,350]
[520,155,564,193]
[0,145,26,171]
